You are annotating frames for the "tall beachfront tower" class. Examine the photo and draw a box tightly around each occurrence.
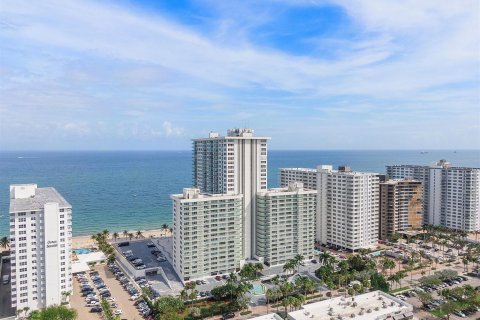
[9,184,72,311]
[192,128,270,259]
[387,160,480,231]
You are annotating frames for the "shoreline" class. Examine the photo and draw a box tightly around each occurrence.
[72,227,172,249]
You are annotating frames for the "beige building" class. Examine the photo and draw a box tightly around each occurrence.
[379,179,423,240]
[256,182,316,266]
[171,188,244,281]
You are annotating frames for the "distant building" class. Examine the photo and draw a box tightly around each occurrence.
[387,160,480,231]
[9,184,72,311]
[171,188,244,281]
[192,128,270,258]
[256,182,316,266]
[287,290,414,320]
[280,168,317,189]
[379,179,423,240]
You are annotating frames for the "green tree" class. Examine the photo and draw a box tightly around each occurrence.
[417,291,433,306]
[27,305,77,320]
[0,236,9,248]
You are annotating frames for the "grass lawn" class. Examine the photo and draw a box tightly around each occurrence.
[389,286,410,294]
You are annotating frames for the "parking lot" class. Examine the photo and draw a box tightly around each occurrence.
[396,274,480,320]
[71,264,151,320]
[0,257,15,318]
[117,239,184,295]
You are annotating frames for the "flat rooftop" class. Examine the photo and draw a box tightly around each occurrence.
[287,291,413,320]
[249,314,283,320]
[10,187,71,212]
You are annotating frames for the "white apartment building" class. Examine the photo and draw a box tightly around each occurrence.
[387,160,480,231]
[279,166,380,250]
[280,168,317,189]
[171,188,244,281]
[442,167,480,231]
[318,166,380,250]
[256,182,316,266]
[9,184,72,311]
[192,128,270,259]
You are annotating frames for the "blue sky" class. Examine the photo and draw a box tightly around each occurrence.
[0,0,479,150]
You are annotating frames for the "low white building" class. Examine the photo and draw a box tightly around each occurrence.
[9,184,72,311]
[287,291,414,320]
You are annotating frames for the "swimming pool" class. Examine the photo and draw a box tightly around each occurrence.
[250,283,266,295]
[74,248,91,255]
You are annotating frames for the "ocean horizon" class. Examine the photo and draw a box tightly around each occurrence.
[1,150,479,237]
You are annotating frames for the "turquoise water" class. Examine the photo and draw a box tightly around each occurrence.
[73,248,91,254]
[250,283,265,295]
[0,150,478,237]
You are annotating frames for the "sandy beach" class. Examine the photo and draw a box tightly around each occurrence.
[72,228,172,249]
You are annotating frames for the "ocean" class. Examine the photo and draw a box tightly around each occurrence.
[0,150,478,237]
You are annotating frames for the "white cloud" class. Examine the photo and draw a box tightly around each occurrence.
[162,121,184,137]
[0,0,478,149]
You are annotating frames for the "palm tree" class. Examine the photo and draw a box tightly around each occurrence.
[162,223,169,236]
[0,236,9,248]
[112,232,119,242]
[136,230,143,239]
[123,230,128,239]
[102,229,109,240]
[128,233,134,241]
[265,288,274,314]
[294,254,305,273]
[23,306,30,317]
[319,251,335,268]
[61,291,71,303]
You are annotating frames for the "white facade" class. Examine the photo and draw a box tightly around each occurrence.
[442,167,480,231]
[318,166,380,250]
[171,188,244,281]
[256,182,316,266]
[387,160,480,231]
[9,184,72,311]
[192,128,270,259]
[279,166,380,250]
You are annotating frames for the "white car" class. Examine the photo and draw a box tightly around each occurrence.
[130,294,140,300]
[114,310,122,315]
[107,297,116,302]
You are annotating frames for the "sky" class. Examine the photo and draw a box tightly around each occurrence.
[0,0,479,150]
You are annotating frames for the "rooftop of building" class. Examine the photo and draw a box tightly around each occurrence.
[280,167,317,172]
[171,188,243,201]
[281,166,380,176]
[387,160,479,170]
[192,128,271,141]
[287,291,413,320]
[10,185,71,212]
[259,182,317,195]
[248,314,283,320]
[381,179,422,185]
